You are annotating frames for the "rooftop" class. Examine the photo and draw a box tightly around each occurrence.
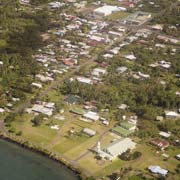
[112,126,133,137]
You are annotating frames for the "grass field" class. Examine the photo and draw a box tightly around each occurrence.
[8,110,180,179]
[11,113,60,146]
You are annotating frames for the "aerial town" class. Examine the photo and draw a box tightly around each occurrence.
[0,0,180,179]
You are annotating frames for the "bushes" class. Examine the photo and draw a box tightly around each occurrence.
[31,114,46,127]
[4,113,16,123]
[119,149,142,161]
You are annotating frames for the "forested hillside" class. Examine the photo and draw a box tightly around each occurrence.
[0,0,49,104]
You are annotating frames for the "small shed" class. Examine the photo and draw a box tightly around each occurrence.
[83,128,96,137]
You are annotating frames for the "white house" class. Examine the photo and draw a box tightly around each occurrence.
[77,77,93,84]
[91,68,106,77]
[19,0,30,5]
[124,54,136,60]
[83,111,99,121]
[176,154,180,160]
[159,131,171,138]
[31,82,42,89]
[83,128,96,137]
[148,166,168,176]
[0,108,5,113]
[165,111,179,119]
[31,104,53,116]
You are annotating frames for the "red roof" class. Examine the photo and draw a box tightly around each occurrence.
[150,138,169,149]
[63,59,75,66]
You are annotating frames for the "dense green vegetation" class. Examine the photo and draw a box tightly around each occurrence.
[153,3,180,37]
[0,0,50,102]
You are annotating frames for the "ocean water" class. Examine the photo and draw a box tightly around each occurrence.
[0,139,78,180]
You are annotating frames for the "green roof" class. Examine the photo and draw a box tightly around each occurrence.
[70,107,85,115]
[120,122,135,130]
[111,126,133,137]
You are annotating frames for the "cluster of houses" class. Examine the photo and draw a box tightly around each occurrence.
[14,0,180,178]
[26,101,55,117]
[0,95,20,114]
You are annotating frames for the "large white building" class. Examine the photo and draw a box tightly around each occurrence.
[83,111,100,121]
[97,138,136,160]
[94,5,126,17]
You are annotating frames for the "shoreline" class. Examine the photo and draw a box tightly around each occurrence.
[0,132,87,180]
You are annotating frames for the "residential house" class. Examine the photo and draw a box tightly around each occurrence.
[150,138,169,150]
[165,111,179,119]
[83,111,99,121]
[159,131,171,138]
[83,128,96,137]
[175,154,180,160]
[148,166,168,176]
[77,77,93,84]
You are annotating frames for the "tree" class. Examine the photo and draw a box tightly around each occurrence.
[31,114,45,127]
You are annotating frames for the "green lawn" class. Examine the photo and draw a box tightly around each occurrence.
[52,134,89,154]
[10,113,58,146]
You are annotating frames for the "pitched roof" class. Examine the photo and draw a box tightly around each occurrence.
[112,126,133,137]
[148,166,168,176]
[70,107,85,115]
[120,122,135,130]
[104,138,136,157]
[150,138,169,149]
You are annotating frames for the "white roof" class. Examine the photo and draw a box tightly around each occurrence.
[83,111,99,121]
[36,74,53,82]
[0,108,5,113]
[83,128,96,136]
[31,104,53,116]
[77,77,92,84]
[124,54,136,60]
[148,166,168,176]
[90,35,104,42]
[117,66,127,73]
[138,71,150,78]
[176,154,180,159]
[105,138,136,157]
[159,131,171,138]
[49,2,61,8]
[108,31,122,37]
[51,125,59,130]
[165,111,179,117]
[94,6,126,16]
[32,82,42,88]
[92,68,106,77]
[44,102,55,109]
